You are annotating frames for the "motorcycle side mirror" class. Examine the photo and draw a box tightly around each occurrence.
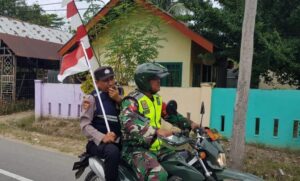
[166,100,178,115]
[200,102,205,114]
[200,102,205,127]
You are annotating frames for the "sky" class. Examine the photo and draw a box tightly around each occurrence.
[24,0,220,30]
[25,0,108,30]
[25,0,220,19]
[25,0,108,18]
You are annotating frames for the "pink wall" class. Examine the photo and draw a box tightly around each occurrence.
[35,80,83,119]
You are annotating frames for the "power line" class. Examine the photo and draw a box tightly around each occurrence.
[7,8,100,12]
[20,1,103,12]
[31,1,104,7]
[33,2,62,6]
[2,1,103,14]
[43,8,97,12]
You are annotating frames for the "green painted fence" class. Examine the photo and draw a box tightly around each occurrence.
[210,88,300,149]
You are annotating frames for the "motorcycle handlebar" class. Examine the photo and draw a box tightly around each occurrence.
[194,128,205,135]
[172,129,190,137]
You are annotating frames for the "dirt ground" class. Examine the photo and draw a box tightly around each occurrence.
[0,111,85,155]
[0,111,299,181]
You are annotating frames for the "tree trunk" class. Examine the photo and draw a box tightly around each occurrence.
[229,0,258,169]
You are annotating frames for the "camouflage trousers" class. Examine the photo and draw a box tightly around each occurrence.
[124,150,168,181]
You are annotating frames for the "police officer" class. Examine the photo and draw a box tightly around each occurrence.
[80,66,123,181]
[119,63,199,181]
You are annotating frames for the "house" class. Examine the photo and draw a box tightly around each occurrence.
[0,16,71,103]
[59,0,227,87]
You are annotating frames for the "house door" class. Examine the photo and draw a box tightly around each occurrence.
[192,63,201,87]
[192,63,214,87]
[202,64,212,82]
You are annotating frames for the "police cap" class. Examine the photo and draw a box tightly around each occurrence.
[94,66,115,81]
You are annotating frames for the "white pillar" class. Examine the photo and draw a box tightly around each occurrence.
[34,80,42,121]
[200,83,214,127]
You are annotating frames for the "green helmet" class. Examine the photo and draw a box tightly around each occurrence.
[134,63,169,92]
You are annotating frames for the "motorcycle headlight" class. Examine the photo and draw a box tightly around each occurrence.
[217,153,227,168]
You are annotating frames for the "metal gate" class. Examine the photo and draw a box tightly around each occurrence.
[0,40,16,104]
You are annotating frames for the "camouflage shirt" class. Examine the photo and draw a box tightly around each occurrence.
[119,96,192,149]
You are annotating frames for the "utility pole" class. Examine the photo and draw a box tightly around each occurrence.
[229,0,258,169]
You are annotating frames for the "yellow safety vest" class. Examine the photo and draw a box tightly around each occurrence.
[133,92,163,152]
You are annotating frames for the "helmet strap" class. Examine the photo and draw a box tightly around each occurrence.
[150,89,158,94]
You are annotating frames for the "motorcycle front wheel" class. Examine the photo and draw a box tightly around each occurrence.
[85,171,104,181]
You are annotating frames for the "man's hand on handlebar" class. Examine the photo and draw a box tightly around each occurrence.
[156,129,173,137]
[191,122,200,130]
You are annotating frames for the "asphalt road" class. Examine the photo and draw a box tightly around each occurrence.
[0,138,89,181]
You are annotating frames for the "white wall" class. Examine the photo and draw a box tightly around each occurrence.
[123,84,212,126]
[35,81,83,119]
[35,81,213,128]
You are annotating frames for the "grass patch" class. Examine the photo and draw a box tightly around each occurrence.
[244,150,300,180]
[221,141,300,180]
[248,142,300,154]
[13,115,36,131]
[0,100,34,115]
[10,115,85,140]
[32,117,85,140]
[0,123,10,133]
[0,112,86,155]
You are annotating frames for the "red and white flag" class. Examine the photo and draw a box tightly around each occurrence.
[60,0,111,132]
[58,43,88,81]
[58,0,97,82]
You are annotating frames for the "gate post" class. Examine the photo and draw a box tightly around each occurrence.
[35,80,42,121]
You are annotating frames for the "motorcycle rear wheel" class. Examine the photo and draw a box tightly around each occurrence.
[85,171,104,181]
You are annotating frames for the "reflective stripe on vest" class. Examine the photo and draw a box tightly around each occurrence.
[134,92,162,152]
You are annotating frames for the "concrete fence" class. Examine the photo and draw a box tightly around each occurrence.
[34,80,213,126]
[34,80,300,149]
[210,88,300,149]
[35,80,83,120]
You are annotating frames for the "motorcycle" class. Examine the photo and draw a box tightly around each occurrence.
[159,127,263,181]
[72,101,263,181]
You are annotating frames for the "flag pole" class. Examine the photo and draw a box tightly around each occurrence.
[61,0,110,132]
[80,41,111,132]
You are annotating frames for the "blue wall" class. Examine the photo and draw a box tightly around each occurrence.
[210,88,300,149]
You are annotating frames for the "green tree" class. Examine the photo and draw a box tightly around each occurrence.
[0,0,64,28]
[81,19,165,92]
[150,0,189,17]
[150,0,173,10]
[81,74,94,94]
[78,0,104,23]
[80,1,166,93]
[104,20,165,85]
[179,0,300,88]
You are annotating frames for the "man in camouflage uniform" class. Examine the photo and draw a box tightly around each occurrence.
[119,63,199,181]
